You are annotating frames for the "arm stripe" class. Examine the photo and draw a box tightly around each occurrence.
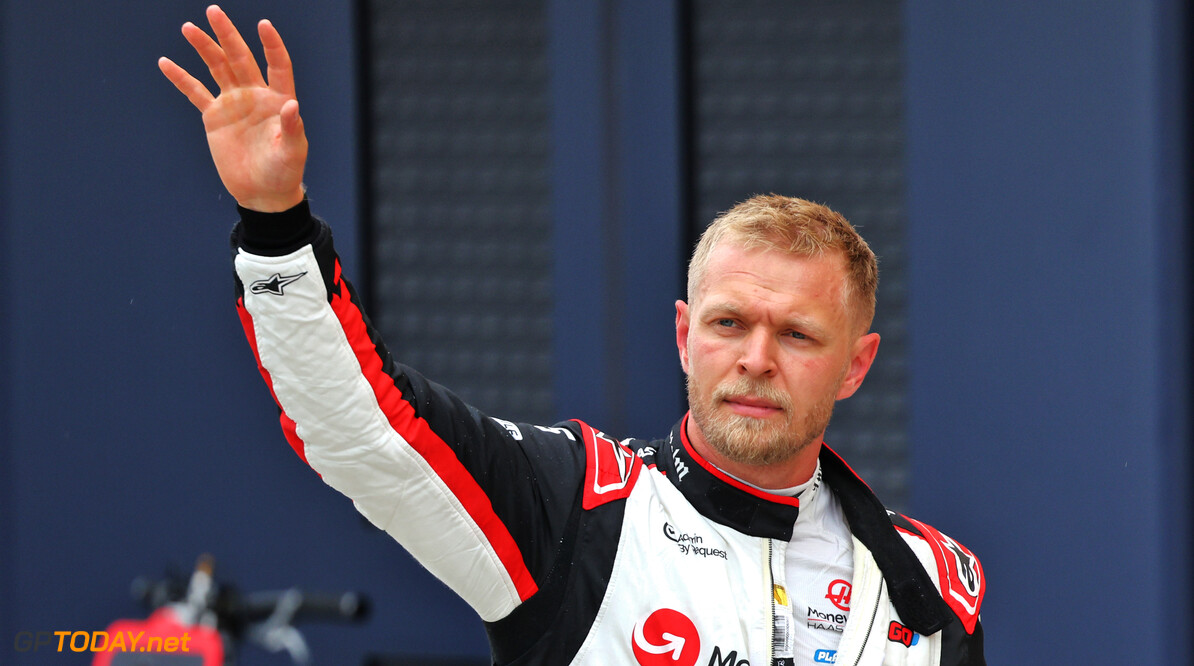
[237,296,310,467]
[326,260,539,603]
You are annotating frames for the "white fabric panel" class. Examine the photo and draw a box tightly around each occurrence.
[235,246,521,621]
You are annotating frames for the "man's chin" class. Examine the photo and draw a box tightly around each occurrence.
[703,417,799,465]
[712,437,800,467]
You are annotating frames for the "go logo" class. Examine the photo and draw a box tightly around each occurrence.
[631,608,701,666]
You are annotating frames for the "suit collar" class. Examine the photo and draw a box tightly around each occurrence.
[647,413,953,635]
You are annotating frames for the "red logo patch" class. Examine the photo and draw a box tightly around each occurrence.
[631,608,701,666]
[825,579,852,611]
[888,620,917,647]
[577,421,642,509]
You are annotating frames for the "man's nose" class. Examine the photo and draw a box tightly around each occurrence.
[737,329,777,377]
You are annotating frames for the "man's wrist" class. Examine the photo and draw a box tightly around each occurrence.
[237,197,317,253]
[236,186,306,214]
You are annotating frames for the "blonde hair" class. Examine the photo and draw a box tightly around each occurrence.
[687,194,878,333]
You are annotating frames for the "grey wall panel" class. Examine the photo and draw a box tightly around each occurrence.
[690,0,910,510]
[365,0,553,424]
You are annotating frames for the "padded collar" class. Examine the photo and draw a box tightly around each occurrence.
[641,413,954,635]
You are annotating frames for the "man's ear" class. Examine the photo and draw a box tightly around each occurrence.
[675,300,691,374]
[836,332,880,400]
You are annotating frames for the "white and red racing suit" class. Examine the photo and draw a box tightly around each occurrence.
[231,201,986,665]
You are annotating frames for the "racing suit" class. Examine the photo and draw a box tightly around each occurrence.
[231,201,986,665]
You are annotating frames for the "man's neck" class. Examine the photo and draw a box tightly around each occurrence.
[684,415,822,490]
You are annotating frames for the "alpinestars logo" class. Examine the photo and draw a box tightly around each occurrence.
[631,608,701,666]
[249,272,307,296]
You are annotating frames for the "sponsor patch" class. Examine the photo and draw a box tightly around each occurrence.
[631,608,700,666]
[888,620,920,647]
[663,522,727,560]
[806,606,847,633]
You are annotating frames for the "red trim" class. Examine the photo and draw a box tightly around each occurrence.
[906,516,984,634]
[237,297,310,467]
[677,413,800,507]
[893,524,921,539]
[576,421,643,509]
[326,261,538,603]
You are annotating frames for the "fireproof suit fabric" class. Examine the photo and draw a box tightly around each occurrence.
[230,200,986,665]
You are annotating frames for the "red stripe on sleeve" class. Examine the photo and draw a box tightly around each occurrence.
[326,261,539,603]
[237,297,311,467]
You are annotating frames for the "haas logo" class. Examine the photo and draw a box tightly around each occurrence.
[631,608,701,666]
[825,579,852,611]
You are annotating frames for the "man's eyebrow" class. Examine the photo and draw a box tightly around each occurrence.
[702,302,831,339]
[703,302,745,318]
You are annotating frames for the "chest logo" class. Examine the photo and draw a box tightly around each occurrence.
[663,522,728,560]
[825,579,851,611]
[631,608,701,666]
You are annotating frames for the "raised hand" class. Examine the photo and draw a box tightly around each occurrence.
[159,5,307,212]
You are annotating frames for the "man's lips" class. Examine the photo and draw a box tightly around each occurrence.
[722,396,784,418]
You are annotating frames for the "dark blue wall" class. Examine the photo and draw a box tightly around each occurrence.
[2,0,1188,664]
[549,0,685,436]
[1,1,491,663]
[905,1,1190,663]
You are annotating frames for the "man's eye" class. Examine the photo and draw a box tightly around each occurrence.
[717,319,736,328]
[787,331,808,340]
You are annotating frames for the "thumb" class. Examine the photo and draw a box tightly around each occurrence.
[280,99,305,141]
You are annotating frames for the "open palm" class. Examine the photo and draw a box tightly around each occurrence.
[160,5,307,212]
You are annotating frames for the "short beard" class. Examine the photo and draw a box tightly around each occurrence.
[687,373,838,467]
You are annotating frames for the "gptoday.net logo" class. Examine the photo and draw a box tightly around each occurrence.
[14,630,193,655]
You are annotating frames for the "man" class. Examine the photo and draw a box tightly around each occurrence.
[161,6,985,665]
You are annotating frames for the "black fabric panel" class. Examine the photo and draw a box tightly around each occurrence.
[939,616,987,665]
[819,446,951,636]
[236,199,318,255]
[485,486,628,665]
[655,422,799,541]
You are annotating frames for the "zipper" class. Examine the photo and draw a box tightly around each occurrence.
[850,580,883,666]
[764,539,774,664]
[766,539,794,666]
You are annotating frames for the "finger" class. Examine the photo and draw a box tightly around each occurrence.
[259,19,296,98]
[158,56,215,111]
[206,5,266,87]
[280,99,304,139]
[181,21,237,92]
